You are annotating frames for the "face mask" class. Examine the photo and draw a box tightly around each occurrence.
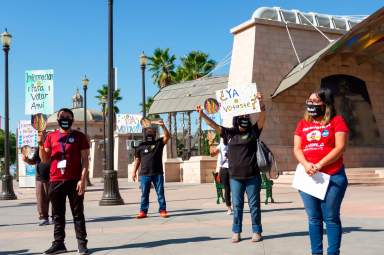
[58,118,73,130]
[237,117,251,129]
[306,104,325,118]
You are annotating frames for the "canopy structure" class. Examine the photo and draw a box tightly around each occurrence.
[148,76,228,114]
[272,7,384,97]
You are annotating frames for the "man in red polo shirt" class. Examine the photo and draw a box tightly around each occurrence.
[39,108,90,255]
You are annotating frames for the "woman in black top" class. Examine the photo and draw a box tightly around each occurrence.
[22,146,51,226]
[196,92,266,243]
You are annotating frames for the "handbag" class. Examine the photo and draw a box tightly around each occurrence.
[256,139,279,179]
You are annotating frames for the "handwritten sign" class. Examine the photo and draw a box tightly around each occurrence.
[116,114,142,134]
[25,69,54,115]
[216,84,260,118]
[18,120,38,147]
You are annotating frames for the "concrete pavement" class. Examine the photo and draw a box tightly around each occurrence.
[0,180,383,255]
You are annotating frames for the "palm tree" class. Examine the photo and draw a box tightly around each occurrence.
[147,48,177,88]
[176,51,216,81]
[95,85,123,114]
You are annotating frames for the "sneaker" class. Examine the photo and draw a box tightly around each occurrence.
[226,209,233,215]
[78,246,90,255]
[232,233,241,243]
[38,219,50,226]
[251,232,263,242]
[136,211,147,219]
[44,243,67,254]
[159,210,169,218]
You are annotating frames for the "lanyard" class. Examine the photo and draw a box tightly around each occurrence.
[59,132,72,160]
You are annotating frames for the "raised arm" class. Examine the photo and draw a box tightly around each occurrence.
[256,92,266,129]
[38,132,51,164]
[195,105,221,134]
[157,119,170,144]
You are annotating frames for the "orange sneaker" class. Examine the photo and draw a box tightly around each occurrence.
[136,211,147,219]
[159,210,169,218]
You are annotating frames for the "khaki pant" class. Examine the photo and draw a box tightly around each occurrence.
[36,180,50,220]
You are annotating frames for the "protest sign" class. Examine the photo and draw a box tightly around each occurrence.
[18,120,38,147]
[25,69,54,115]
[116,114,142,134]
[216,84,260,118]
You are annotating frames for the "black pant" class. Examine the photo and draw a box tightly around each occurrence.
[220,168,231,207]
[49,180,87,247]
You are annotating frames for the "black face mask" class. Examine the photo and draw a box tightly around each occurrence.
[58,118,73,130]
[237,117,251,129]
[306,104,325,118]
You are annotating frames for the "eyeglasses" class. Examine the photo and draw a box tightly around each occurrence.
[305,99,323,106]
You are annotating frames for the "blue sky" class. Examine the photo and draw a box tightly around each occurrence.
[0,0,382,132]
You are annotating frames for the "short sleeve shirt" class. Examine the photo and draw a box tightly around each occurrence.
[221,124,262,180]
[295,115,349,175]
[135,138,165,176]
[44,130,90,181]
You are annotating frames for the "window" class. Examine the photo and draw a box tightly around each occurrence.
[299,13,315,26]
[316,15,331,28]
[259,9,279,21]
[281,11,297,23]
[333,17,347,30]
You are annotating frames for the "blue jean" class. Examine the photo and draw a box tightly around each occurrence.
[139,175,166,213]
[300,167,348,255]
[230,175,262,233]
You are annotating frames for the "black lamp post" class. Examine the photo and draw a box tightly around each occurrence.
[140,52,147,118]
[0,29,17,200]
[82,75,89,137]
[82,75,92,186]
[100,0,124,206]
[101,96,107,171]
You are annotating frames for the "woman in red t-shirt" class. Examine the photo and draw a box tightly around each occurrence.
[294,88,349,255]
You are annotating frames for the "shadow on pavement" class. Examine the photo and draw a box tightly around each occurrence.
[0,202,36,209]
[262,207,304,213]
[89,236,226,253]
[262,226,384,240]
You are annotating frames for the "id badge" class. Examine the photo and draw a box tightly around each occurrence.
[58,160,67,175]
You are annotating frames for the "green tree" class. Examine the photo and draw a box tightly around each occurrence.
[175,50,216,82]
[148,48,177,88]
[0,129,17,164]
[95,85,123,114]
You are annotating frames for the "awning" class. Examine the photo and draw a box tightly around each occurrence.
[272,7,384,98]
[148,76,228,114]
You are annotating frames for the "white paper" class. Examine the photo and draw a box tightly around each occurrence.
[292,164,330,200]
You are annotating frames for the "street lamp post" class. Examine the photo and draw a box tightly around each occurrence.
[0,29,17,200]
[82,75,89,137]
[101,97,107,171]
[100,0,124,206]
[140,52,147,118]
[82,75,92,186]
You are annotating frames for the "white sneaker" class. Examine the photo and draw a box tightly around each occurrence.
[38,219,50,226]
[227,209,233,215]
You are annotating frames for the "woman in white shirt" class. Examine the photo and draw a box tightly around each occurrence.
[210,138,232,215]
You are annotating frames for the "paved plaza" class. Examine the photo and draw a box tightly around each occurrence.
[0,180,383,255]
